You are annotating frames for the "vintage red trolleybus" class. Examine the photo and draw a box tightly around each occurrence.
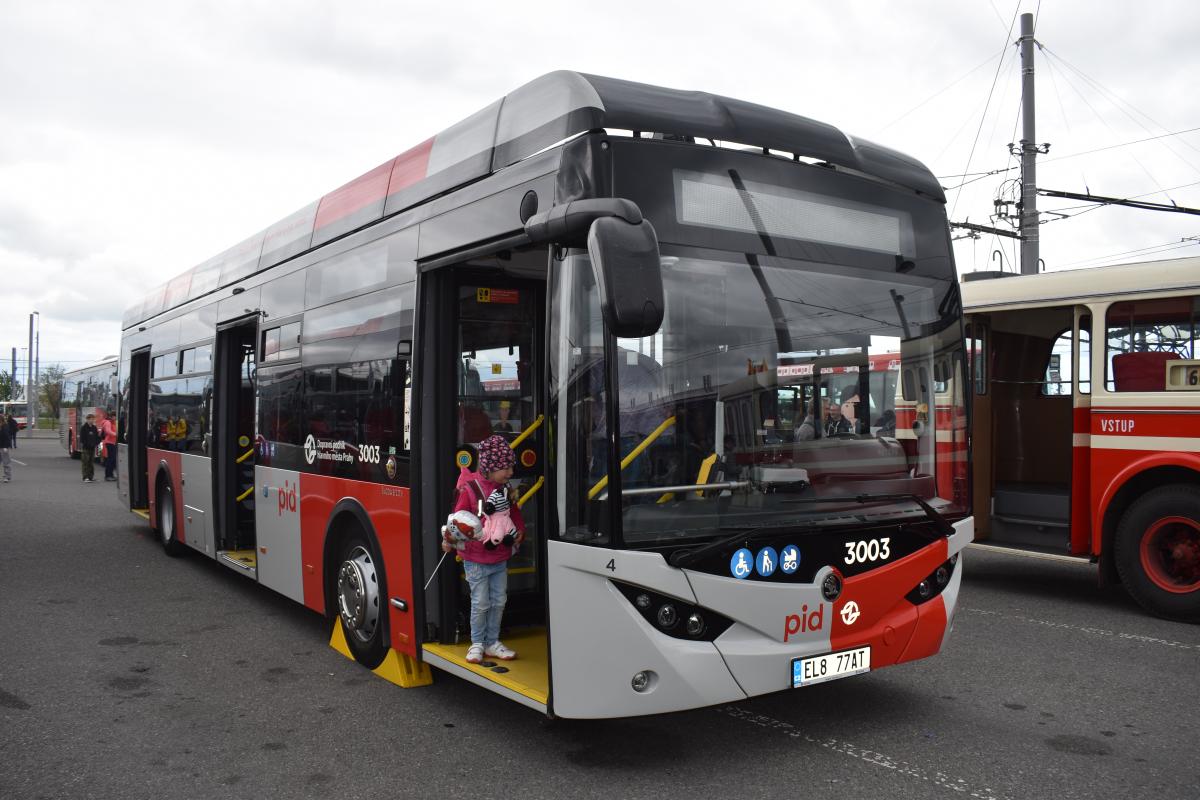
[116,71,973,717]
[962,257,1200,621]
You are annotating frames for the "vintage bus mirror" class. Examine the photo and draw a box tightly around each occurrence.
[586,215,664,338]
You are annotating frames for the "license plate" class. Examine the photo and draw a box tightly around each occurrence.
[792,646,871,688]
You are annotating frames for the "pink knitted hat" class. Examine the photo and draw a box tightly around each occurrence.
[477,434,515,473]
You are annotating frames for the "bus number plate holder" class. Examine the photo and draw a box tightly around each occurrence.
[792,646,871,688]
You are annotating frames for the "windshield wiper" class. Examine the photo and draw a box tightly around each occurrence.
[782,493,955,538]
[668,518,828,569]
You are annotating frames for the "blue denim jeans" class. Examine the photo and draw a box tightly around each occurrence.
[463,560,508,646]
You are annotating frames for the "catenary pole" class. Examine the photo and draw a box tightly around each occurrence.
[1018,12,1040,275]
[27,314,34,420]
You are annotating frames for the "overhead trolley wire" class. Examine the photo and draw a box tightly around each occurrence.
[1041,46,1200,171]
[874,49,1006,137]
[950,1,1022,221]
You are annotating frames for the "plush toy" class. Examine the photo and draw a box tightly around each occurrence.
[442,509,483,549]
[478,487,517,550]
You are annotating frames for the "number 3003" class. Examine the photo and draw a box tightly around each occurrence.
[844,537,890,565]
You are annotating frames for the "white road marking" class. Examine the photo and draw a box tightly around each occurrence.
[718,706,1008,800]
[11,459,26,466]
[962,607,1200,652]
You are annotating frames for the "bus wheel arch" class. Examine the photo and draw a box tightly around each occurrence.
[323,501,390,669]
[154,465,186,557]
[1113,480,1200,621]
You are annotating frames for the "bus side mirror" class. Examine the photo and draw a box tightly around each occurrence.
[586,216,664,339]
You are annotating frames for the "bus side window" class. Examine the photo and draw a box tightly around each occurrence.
[1106,297,1198,391]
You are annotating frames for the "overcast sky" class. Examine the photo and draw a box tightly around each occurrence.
[2,0,1197,377]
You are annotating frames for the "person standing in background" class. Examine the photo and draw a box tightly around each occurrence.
[0,417,12,481]
[6,413,16,450]
[79,413,101,482]
[99,409,118,481]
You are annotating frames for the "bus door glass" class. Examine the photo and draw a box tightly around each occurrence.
[455,281,544,610]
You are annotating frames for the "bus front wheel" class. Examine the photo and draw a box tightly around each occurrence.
[1115,484,1200,622]
[335,533,388,669]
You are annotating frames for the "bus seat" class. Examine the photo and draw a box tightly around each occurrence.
[1112,351,1175,392]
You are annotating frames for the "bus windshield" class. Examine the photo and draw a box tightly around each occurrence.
[551,248,967,548]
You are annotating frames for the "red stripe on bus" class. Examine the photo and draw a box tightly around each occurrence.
[829,538,949,665]
[897,595,947,663]
[146,447,186,545]
[387,137,434,195]
[313,160,395,233]
[297,473,417,659]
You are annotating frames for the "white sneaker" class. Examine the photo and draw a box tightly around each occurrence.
[484,641,517,661]
[465,643,484,664]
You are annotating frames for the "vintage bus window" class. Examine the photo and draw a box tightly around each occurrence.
[1042,330,1073,396]
[1106,296,1199,391]
[1078,316,1091,394]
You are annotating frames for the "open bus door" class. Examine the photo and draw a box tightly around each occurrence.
[127,349,151,510]
[213,318,259,576]
[418,264,550,712]
[966,319,992,540]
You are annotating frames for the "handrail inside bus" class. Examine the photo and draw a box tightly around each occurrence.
[657,452,720,504]
[587,415,676,500]
[235,449,254,464]
[509,414,544,450]
[517,475,544,508]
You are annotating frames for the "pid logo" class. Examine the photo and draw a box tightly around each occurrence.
[277,480,298,517]
[783,604,825,642]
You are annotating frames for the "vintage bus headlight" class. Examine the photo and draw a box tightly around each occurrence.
[906,558,957,605]
[612,581,733,642]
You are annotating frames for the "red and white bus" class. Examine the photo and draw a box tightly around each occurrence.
[0,401,28,430]
[962,257,1200,620]
[117,71,972,718]
[59,357,118,457]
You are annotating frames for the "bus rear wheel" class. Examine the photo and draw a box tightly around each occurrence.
[156,479,187,557]
[1115,484,1200,622]
[335,534,388,669]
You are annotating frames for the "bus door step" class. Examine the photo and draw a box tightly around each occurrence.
[218,549,258,578]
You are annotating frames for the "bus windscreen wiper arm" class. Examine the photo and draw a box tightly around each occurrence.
[782,493,955,538]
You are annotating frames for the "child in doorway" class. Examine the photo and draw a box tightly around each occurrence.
[443,434,525,664]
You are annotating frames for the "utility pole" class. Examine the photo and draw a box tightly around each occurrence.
[27,314,35,424]
[1017,12,1042,275]
[33,311,40,427]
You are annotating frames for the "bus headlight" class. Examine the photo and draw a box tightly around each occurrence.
[612,581,733,642]
[656,604,678,629]
[906,558,957,605]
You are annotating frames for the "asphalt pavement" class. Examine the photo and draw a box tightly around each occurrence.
[1,434,1198,799]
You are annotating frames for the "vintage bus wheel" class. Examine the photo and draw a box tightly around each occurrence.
[156,479,186,557]
[335,536,387,669]
[1115,485,1200,621]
